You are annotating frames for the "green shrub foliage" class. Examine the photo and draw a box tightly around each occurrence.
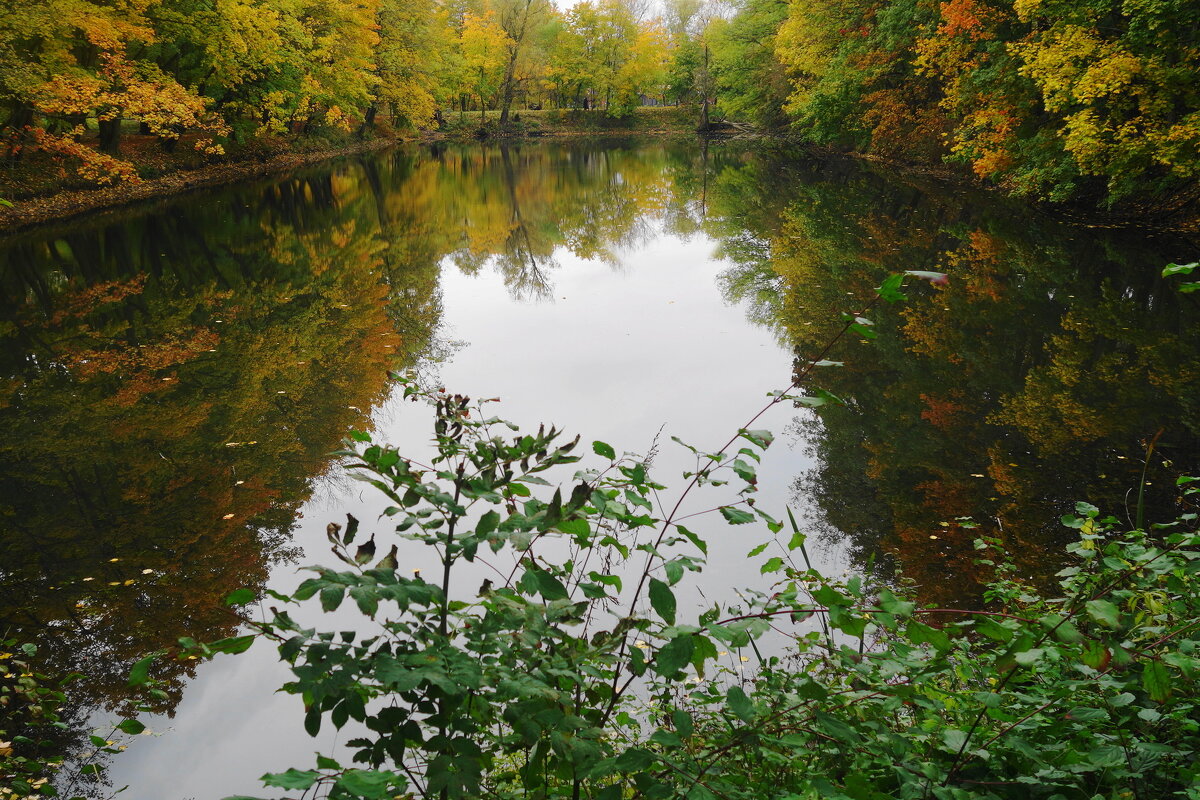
[214,370,1200,800]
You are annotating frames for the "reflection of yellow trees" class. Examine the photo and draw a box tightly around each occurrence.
[0,140,712,723]
[377,142,690,296]
[704,151,1200,606]
[0,169,431,718]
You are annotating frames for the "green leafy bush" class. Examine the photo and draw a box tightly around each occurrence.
[215,372,1200,800]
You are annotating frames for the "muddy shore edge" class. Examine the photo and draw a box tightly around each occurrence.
[0,136,418,235]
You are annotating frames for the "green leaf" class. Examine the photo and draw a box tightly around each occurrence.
[655,634,695,677]
[1143,660,1172,702]
[1014,648,1044,666]
[262,769,321,790]
[720,506,755,525]
[1082,642,1112,670]
[476,510,500,537]
[1040,614,1083,644]
[557,518,590,539]
[725,685,755,722]
[209,635,256,655]
[876,588,915,619]
[128,654,158,687]
[675,524,707,555]
[1162,262,1197,277]
[116,719,145,735]
[614,748,655,772]
[1065,707,1108,722]
[531,569,568,601]
[1085,599,1121,629]
[942,729,969,753]
[814,712,860,743]
[593,441,616,460]
[224,588,255,606]
[305,707,322,737]
[906,621,951,652]
[320,585,345,612]
[731,459,757,485]
[740,429,774,450]
[671,710,694,738]
[849,322,877,340]
[350,586,379,617]
[760,556,784,574]
[649,729,683,748]
[337,769,397,798]
[649,578,676,625]
[875,273,906,302]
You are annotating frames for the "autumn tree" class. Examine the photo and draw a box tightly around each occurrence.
[493,0,553,123]
[375,0,462,129]
[460,10,512,122]
[709,0,792,129]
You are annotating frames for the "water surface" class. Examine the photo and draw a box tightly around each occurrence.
[0,138,1195,798]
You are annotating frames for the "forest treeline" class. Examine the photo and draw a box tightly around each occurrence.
[1,0,1198,208]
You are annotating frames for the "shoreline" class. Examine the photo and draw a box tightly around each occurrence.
[0,128,704,236]
[0,135,414,235]
[2,125,1196,236]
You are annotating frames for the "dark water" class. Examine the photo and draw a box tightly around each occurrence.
[0,139,1196,797]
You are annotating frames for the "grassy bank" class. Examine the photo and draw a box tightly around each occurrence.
[435,105,704,137]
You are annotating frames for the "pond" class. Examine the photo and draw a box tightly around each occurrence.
[0,138,1196,798]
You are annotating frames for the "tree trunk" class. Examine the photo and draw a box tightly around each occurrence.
[498,47,519,124]
[98,117,122,155]
[357,104,377,139]
[498,0,535,124]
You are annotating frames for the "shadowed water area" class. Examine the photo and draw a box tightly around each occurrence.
[0,139,1196,797]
